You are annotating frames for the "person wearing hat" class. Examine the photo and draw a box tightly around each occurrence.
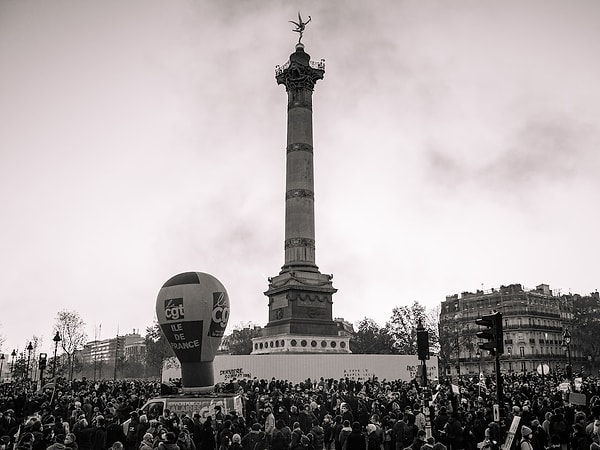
[520,426,533,450]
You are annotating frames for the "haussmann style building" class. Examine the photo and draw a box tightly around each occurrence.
[439,283,574,377]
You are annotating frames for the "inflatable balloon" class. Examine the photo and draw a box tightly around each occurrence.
[156,272,230,392]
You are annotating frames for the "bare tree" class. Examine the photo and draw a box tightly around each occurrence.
[0,324,5,353]
[54,309,87,380]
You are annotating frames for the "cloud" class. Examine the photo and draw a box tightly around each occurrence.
[424,115,599,192]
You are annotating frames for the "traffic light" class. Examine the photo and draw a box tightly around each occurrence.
[39,353,48,370]
[416,322,430,361]
[475,312,503,356]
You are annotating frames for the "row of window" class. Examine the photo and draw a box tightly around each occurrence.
[254,340,347,350]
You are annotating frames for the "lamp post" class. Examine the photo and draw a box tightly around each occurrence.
[25,342,33,381]
[476,349,481,374]
[508,347,513,374]
[544,332,549,373]
[52,331,61,379]
[563,328,572,380]
[454,314,460,381]
[0,354,4,383]
[10,350,16,378]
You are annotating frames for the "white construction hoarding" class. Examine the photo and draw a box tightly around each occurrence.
[163,354,438,384]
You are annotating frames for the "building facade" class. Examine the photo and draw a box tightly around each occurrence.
[81,331,146,366]
[439,283,574,377]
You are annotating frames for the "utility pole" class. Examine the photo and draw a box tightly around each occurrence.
[113,333,119,381]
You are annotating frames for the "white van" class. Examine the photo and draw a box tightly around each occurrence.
[122,393,244,433]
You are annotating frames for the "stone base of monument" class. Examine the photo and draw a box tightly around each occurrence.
[251,333,351,354]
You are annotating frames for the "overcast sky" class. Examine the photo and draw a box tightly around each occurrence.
[1,1,599,355]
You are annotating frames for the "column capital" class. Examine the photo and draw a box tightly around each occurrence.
[275,48,325,91]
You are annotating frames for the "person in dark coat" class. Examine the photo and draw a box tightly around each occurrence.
[570,424,592,450]
[199,418,216,450]
[125,413,140,450]
[310,420,324,450]
[299,407,317,435]
[443,414,463,450]
[366,425,381,450]
[91,417,106,450]
[432,409,449,447]
[345,423,366,450]
[409,430,426,450]
[241,424,262,450]
[73,419,94,450]
[272,421,291,450]
[332,417,344,450]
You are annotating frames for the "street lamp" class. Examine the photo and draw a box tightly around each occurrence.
[508,347,513,374]
[25,342,33,381]
[52,331,61,379]
[563,328,572,380]
[10,349,16,378]
[0,354,4,383]
[476,349,481,374]
[544,332,549,373]
[454,314,460,381]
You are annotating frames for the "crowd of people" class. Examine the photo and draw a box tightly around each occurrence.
[0,370,599,450]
